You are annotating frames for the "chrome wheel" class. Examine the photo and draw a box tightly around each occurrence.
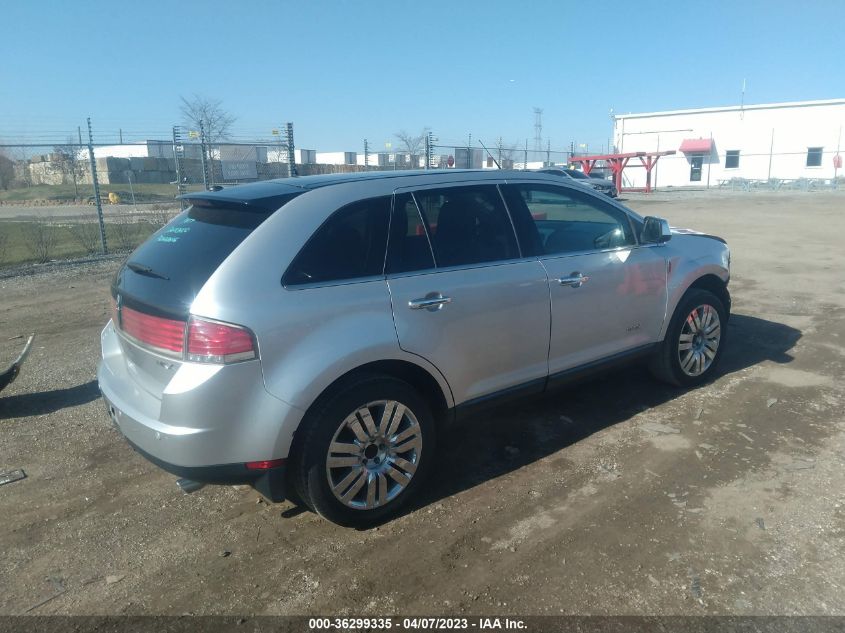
[325,400,422,510]
[678,304,721,377]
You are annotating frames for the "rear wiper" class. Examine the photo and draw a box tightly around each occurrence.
[127,261,170,280]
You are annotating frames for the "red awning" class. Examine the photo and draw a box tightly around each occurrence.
[679,138,713,153]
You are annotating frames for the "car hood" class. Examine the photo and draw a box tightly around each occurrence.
[584,179,612,188]
[670,226,727,244]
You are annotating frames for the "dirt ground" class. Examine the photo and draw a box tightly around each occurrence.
[1,190,844,616]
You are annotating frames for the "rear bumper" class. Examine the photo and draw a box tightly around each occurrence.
[103,393,286,501]
[97,321,304,499]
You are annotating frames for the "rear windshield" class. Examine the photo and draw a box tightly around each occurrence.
[113,195,300,318]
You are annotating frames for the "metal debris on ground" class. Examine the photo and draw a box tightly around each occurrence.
[766,398,778,408]
[24,578,66,613]
[690,574,703,599]
[755,517,766,530]
[0,469,26,486]
[784,459,815,471]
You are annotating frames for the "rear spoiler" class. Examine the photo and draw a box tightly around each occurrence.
[178,185,304,213]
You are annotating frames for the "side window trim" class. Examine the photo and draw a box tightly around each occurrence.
[384,191,437,277]
[495,183,524,259]
[409,191,438,269]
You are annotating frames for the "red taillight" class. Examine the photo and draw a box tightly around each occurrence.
[245,458,286,470]
[120,306,185,356]
[187,316,255,364]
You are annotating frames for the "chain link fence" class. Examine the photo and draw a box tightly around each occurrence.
[1,121,842,268]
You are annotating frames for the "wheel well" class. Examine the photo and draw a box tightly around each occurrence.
[289,360,451,458]
[346,360,451,424]
[688,274,731,316]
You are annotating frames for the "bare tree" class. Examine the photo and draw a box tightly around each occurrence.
[180,94,236,143]
[53,137,84,198]
[23,219,57,263]
[394,128,430,168]
[495,139,520,168]
[10,146,31,187]
[111,219,138,252]
[500,140,519,161]
[68,218,102,255]
[0,150,14,190]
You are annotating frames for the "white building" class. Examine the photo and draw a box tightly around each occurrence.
[316,151,357,165]
[613,98,845,188]
[77,140,204,161]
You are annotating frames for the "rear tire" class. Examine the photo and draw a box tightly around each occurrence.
[650,288,727,387]
[291,374,435,527]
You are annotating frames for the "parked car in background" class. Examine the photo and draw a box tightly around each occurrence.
[99,169,730,526]
[538,167,618,197]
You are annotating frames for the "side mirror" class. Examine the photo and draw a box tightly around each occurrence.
[641,216,672,244]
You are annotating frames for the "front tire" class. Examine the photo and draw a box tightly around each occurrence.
[292,374,435,527]
[650,288,727,387]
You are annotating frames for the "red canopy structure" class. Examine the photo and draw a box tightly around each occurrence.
[569,150,676,193]
[679,138,713,154]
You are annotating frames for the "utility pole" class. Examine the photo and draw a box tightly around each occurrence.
[119,128,123,144]
[546,140,551,167]
[86,117,108,254]
[524,139,528,170]
[706,131,713,189]
[497,137,503,169]
[78,126,83,146]
[364,139,370,168]
[286,122,297,177]
[172,126,187,208]
[425,131,435,170]
[533,107,543,156]
[467,133,472,168]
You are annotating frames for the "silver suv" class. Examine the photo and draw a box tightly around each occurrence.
[98,170,731,526]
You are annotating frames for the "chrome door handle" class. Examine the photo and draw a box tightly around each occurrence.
[558,272,590,288]
[408,294,452,311]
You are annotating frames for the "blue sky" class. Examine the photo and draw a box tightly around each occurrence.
[1,0,842,154]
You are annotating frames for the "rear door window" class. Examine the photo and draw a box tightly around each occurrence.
[283,196,391,286]
[413,185,519,267]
